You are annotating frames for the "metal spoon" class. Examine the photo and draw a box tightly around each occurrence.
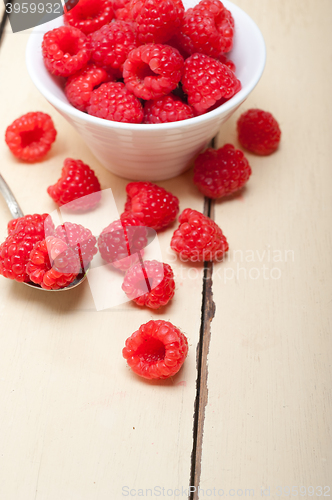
[0,173,88,291]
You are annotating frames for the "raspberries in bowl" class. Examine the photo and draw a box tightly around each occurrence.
[26,0,266,181]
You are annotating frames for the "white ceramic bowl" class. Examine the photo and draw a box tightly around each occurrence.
[26,0,266,181]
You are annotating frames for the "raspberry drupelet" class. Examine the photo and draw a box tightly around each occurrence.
[193,144,252,199]
[64,0,114,35]
[143,94,194,123]
[5,112,57,162]
[171,208,229,262]
[122,260,175,309]
[122,320,188,379]
[237,109,281,155]
[42,26,90,77]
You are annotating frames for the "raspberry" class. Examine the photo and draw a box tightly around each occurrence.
[123,44,184,100]
[193,144,252,199]
[98,214,148,271]
[26,237,80,290]
[87,82,144,123]
[0,214,52,283]
[122,260,175,308]
[52,222,98,272]
[64,0,114,35]
[5,112,57,162]
[114,4,132,20]
[88,21,138,72]
[144,94,194,123]
[129,0,185,44]
[237,109,282,156]
[65,64,113,112]
[122,320,188,379]
[170,208,228,262]
[123,182,179,231]
[217,53,236,72]
[182,53,241,114]
[42,26,90,77]
[47,158,101,211]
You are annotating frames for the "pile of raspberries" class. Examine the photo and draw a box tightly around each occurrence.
[41,0,241,123]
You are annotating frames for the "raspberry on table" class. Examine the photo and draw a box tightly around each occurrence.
[52,222,98,272]
[0,214,52,283]
[237,109,281,155]
[193,144,252,199]
[65,64,113,112]
[87,82,144,123]
[5,112,57,162]
[98,214,148,271]
[88,21,138,73]
[175,0,234,58]
[143,94,194,123]
[42,26,90,77]
[129,0,185,44]
[170,208,228,262]
[26,237,80,290]
[122,319,188,379]
[182,53,241,115]
[47,158,101,211]
[123,182,179,231]
[64,0,114,35]
[123,44,184,100]
[122,260,175,309]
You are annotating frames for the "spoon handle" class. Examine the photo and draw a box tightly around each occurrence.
[0,173,24,219]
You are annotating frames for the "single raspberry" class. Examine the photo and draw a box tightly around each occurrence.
[182,53,241,114]
[88,21,138,72]
[0,214,52,283]
[26,237,80,290]
[170,208,228,262]
[98,214,148,271]
[5,112,57,162]
[87,82,144,123]
[122,319,188,379]
[193,144,252,199]
[128,0,184,44]
[64,0,114,35]
[52,222,98,272]
[123,182,179,231]
[122,260,175,309]
[237,109,281,155]
[144,94,194,123]
[42,26,90,77]
[123,44,184,100]
[65,64,113,112]
[47,158,101,211]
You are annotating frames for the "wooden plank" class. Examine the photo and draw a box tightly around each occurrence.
[0,28,206,499]
[198,0,332,496]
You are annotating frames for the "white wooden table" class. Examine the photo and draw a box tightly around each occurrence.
[0,2,331,499]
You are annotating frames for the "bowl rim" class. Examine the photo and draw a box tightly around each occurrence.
[26,0,266,132]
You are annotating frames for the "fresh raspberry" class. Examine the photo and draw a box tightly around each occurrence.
[129,0,184,44]
[122,260,175,309]
[114,4,131,20]
[64,0,114,35]
[123,182,179,231]
[42,26,90,77]
[144,94,194,123]
[87,82,144,123]
[5,112,57,162]
[26,237,80,290]
[47,158,101,211]
[170,208,228,262]
[122,319,188,379]
[98,214,148,271]
[52,222,98,272]
[182,53,241,114]
[65,64,113,112]
[88,21,138,72]
[123,44,184,100]
[193,144,252,199]
[0,214,52,283]
[237,109,282,155]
